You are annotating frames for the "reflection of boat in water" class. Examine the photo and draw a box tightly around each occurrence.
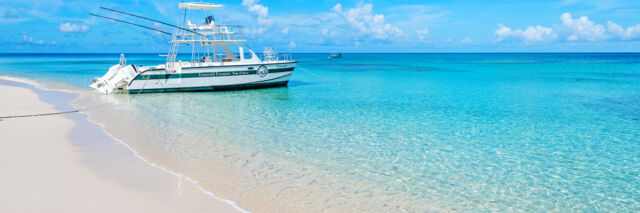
[90,2,296,94]
[329,53,342,58]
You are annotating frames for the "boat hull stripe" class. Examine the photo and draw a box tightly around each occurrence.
[134,67,294,80]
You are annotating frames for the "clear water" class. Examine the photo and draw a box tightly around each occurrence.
[2,53,640,212]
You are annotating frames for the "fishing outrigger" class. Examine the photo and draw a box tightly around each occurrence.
[90,2,296,94]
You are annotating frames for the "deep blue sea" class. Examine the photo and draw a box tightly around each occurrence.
[1,53,639,211]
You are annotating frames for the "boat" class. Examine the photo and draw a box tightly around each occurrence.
[329,53,342,58]
[90,2,296,94]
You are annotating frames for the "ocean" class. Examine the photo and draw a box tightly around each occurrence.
[1,53,639,212]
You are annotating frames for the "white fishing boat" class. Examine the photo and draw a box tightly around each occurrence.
[90,2,296,94]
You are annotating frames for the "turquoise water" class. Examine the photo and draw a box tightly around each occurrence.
[2,53,640,211]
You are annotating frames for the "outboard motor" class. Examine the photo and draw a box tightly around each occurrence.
[90,54,138,94]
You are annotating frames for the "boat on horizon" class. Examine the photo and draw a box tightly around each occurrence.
[329,53,342,58]
[90,2,296,94]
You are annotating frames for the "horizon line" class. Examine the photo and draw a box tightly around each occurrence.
[1,52,640,54]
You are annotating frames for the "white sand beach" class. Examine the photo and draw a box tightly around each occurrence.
[0,83,242,213]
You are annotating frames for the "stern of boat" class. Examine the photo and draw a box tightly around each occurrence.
[90,54,140,94]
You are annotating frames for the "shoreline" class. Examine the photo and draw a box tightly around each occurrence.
[67,81,443,212]
[1,74,442,212]
[0,78,247,212]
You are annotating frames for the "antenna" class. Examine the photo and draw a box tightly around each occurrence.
[90,13,172,35]
[99,7,204,36]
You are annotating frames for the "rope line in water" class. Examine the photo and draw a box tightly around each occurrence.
[0,100,115,121]
[0,110,80,120]
[297,66,331,82]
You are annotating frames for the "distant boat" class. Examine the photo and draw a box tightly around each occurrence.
[329,53,342,58]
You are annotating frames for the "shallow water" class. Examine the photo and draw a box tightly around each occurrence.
[2,53,640,212]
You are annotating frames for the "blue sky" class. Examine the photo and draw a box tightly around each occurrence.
[1,0,640,53]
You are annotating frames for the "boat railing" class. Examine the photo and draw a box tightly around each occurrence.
[281,54,292,61]
[173,25,246,43]
[260,53,293,62]
[212,25,245,41]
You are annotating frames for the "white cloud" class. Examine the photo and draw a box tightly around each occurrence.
[59,22,90,33]
[242,0,272,34]
[461,38,472,43]
[281,27,289,35]
[560,13,606,41]
[416,28,429,42]
[332,3,404,41]
[243,0,268,17]
[607,21,640,40]
[23,33,43,44]
[445,38,452,43]
[494,24,556,43]
[21,32,53,45]
[493,13,640,43]
[288,41,296,48]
